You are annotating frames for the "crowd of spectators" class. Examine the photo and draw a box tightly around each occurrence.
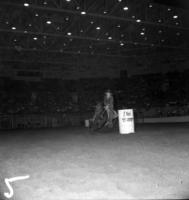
[118,70,189,117]
[1,69,189,118]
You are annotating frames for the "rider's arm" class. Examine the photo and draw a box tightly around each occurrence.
[109,96,114,107]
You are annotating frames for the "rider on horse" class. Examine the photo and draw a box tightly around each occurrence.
[104,89,117,127]
[91,89,118,129]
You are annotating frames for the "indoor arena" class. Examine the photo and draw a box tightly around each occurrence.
[0,0,189,199]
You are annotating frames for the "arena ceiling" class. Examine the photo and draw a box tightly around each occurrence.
[154,0,189,8]
[0,0,189,65]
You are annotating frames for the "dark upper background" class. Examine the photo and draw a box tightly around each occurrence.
[154,0,189,8]
[0,0,189,79]
[0,0,189,115]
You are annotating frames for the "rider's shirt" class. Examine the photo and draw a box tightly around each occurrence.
[104,95,114,109]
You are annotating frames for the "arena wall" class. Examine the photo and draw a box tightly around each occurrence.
[1,113,189,130]
[0,113,90,130]
[1,54,189,80]
[137,116,189,123]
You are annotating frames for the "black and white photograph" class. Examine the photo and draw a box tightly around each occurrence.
[0,0,189,199]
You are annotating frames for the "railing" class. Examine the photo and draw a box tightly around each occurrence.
[1,108,189,130]
[0,112,92,130]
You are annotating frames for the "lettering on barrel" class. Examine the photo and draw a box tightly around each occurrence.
[123,111,132,117]
[122,118,133,122]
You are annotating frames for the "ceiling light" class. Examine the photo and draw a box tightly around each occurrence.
[24,3,29,7]
[168,8,171,11]
[67,32,72,36]
[12,27,16,30]
[96,26,101,30]
[81,11,86,15]
[118,0,122,2]
[33,37,38,40]
[149,4,153,8]
[35,13,39,17]
[66,0,71,2]
[90,21,94,24]
[120,42,124,46]
[173,15,178,19]
[43,1,47,5]
[117,24,121,28]
[136,19,141,23]
[123,6,128,11]
[140,32,145,35]
[46,21,52,24]
[108,36,112,40]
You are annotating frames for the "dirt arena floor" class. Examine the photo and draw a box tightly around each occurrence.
[0,124,189,200]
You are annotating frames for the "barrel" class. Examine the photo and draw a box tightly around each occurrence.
[118,109,135,134]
